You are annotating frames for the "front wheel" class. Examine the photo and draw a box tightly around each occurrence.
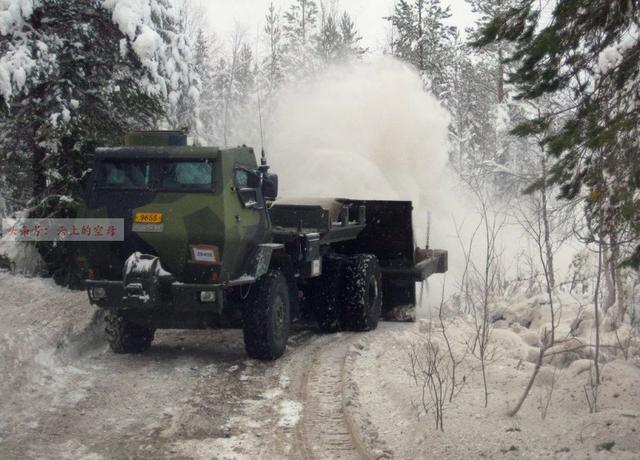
[243,270,291,360]
[105,313,155,354]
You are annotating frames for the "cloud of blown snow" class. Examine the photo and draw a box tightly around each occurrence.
[262,57,583,316]
[267,57,452,238]
[265,57,464,311]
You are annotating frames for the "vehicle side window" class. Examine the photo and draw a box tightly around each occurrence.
[161,160,214,191]
[98,161,149,189]
[234,169,249,188]
[234,167,262,208]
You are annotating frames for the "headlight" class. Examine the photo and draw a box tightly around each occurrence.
[91,287,107,300]
[200,291,216,303]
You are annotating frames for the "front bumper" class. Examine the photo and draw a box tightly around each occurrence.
[84,279,228,312]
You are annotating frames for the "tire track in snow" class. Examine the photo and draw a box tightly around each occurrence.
[294,334,374,460]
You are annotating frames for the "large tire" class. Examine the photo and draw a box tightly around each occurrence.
[309,257,344,333]
[243,270,291,360]
[105,313,155,354]
[342,254,382,332]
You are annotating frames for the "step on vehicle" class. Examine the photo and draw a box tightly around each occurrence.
[77,131,447,360]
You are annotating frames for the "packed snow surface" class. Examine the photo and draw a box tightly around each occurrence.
[0,272,638,459]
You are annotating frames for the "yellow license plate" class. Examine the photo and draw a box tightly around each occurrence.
[134,212,163,224]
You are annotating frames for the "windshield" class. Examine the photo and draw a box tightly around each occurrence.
[97,159,215,191]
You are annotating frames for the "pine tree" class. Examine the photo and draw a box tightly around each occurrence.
[474,0,640,265]
[157,0,202,138]
[283,0,319,77]
[213,31,256,147]
[466,0,521,103]
[388,0,456,98]
[263,2,285,94]
[339,12,366,59]
[0,0,197,281]
[0,0,196,217]
[193,29,219,145]
[317,5,343,63]
[316,7,366,64]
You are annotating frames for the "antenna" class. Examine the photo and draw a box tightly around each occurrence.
[255,24,268,169]
[258,94,267,167]
[426,210,431,250]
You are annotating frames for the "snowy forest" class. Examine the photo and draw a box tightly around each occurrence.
[0,0,640,458]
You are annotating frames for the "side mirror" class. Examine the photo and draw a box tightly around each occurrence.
[262,173,278,201]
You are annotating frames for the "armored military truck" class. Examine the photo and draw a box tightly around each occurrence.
[77,131,447,360]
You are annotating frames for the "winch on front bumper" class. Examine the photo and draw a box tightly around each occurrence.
[83,252,254,313]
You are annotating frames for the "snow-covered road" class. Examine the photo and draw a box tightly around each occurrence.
[1,271,639,459]
[0,271,391,459]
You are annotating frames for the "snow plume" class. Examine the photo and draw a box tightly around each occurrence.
[268,57,451,232]
[266,57,463,307]
[265,57,578,312]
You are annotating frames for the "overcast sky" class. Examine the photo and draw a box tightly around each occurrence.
[200,0,478,53]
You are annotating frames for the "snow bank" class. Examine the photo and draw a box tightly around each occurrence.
[0,272,102,401]
[348,318,640,459]
[0,217,45,275]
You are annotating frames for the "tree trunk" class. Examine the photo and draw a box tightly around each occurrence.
[540,155,555,289]
[417,0,424,73]
[508,345,545,416]
[610,232,626,324]
[602,239,615,313]
[497,47,505,103]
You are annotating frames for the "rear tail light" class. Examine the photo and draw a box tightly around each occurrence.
[210,271,220,282]
[87,268,97,279]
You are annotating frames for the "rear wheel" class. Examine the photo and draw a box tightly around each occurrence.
[309,257,344,333]
[243,270,291,360]
[105,313,155,354]
[342,254,382,331]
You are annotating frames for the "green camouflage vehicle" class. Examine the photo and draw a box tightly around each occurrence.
[77,131,447,360]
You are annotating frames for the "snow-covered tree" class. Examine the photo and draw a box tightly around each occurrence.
[283,0,319,77]
[387,0,456,99]
[211,30,256,147]
[474,0,640,267]
[0,0,198,217]
[192,29,219,145]
[316,5,343,63]
[339,12,366,59]
[316,7,366,64]
[262,2,285,95]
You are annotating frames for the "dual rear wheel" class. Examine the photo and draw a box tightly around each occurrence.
[242,253,382,361]
[309,254,382,333]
